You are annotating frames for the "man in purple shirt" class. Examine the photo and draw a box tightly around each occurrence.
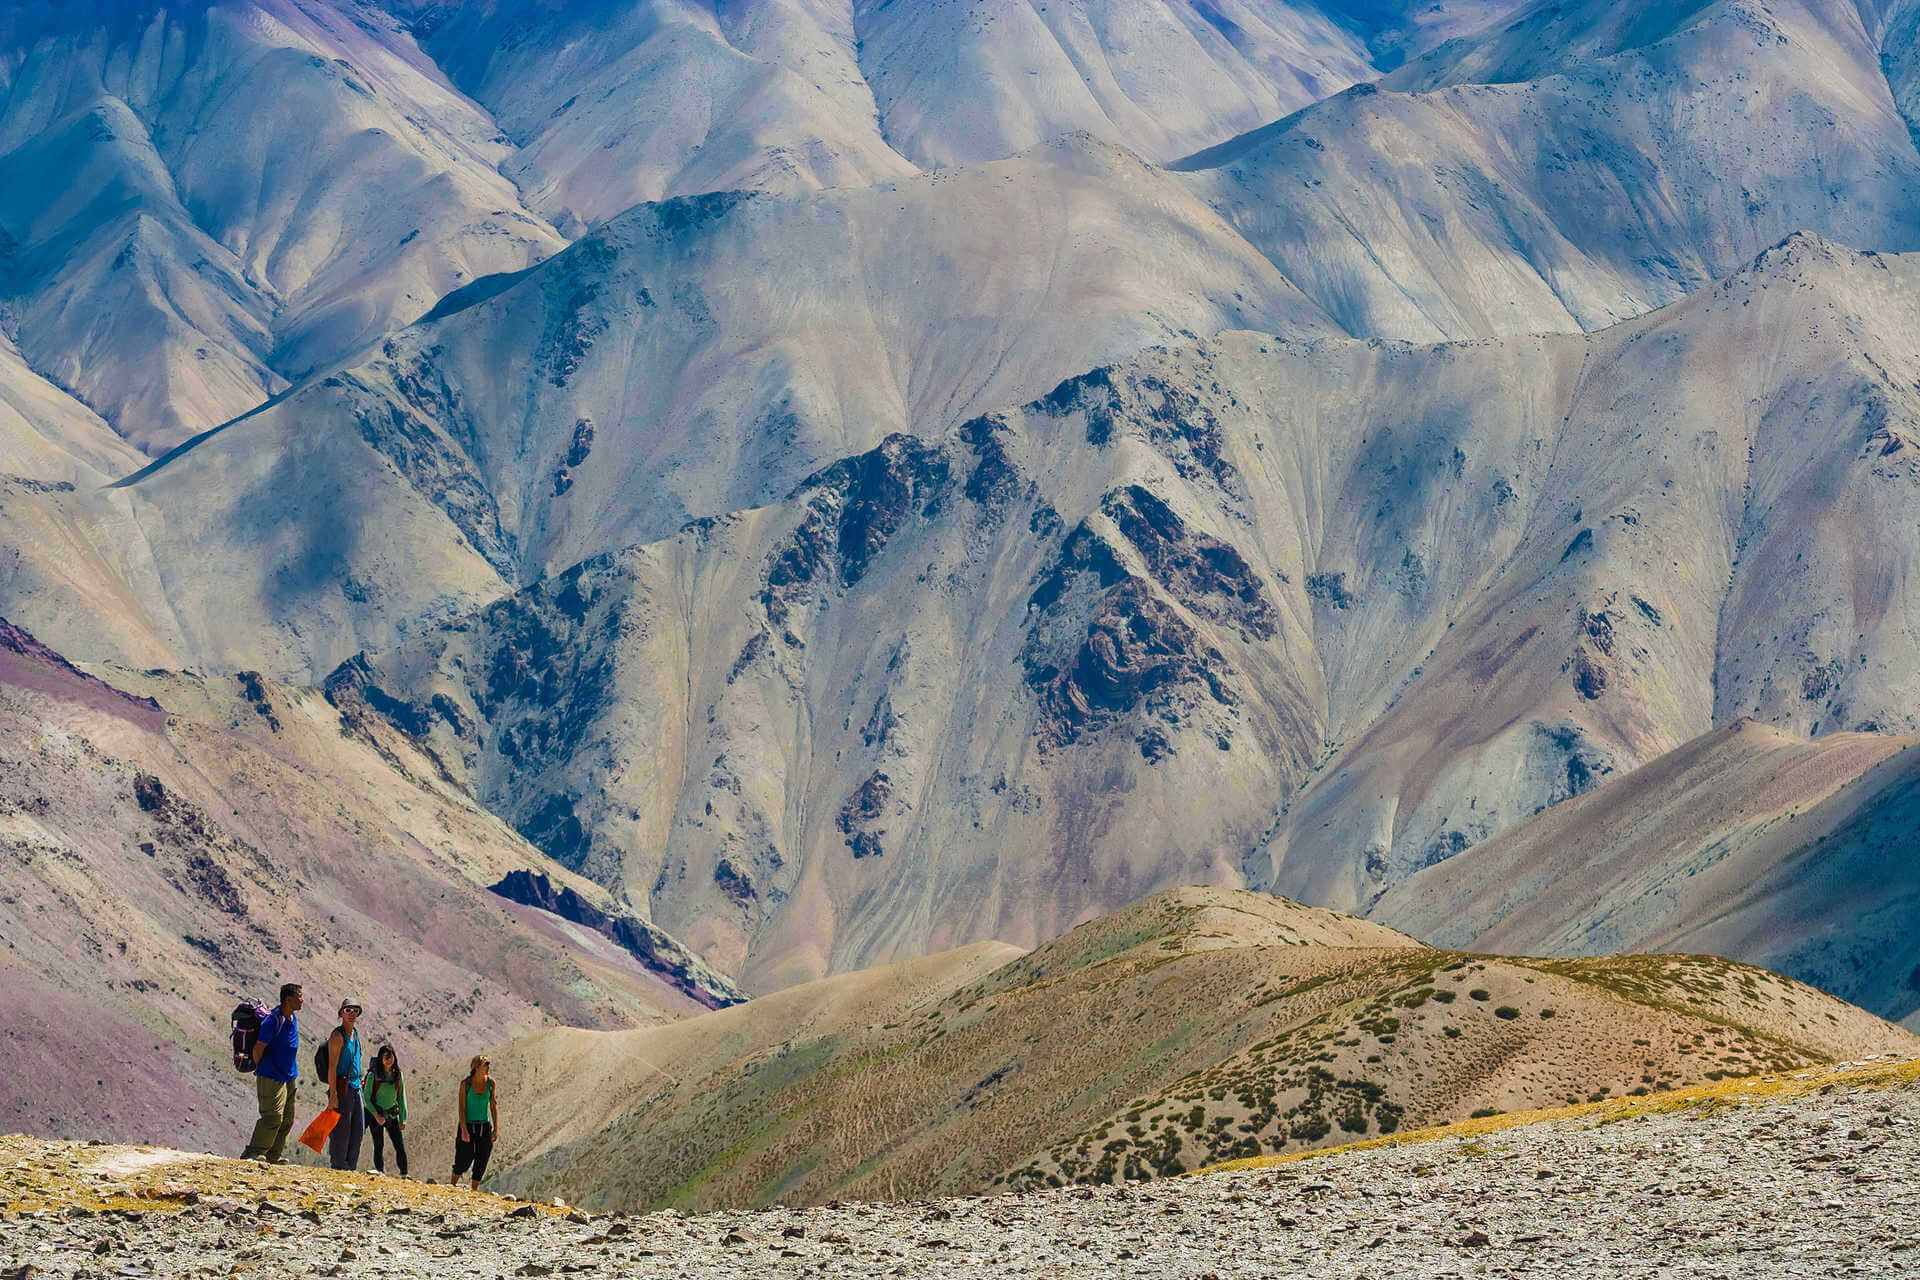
[242,983,303,1163]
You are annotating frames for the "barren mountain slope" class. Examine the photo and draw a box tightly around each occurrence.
[1375,720,1920,1028]
[403,888,1913,1211]
[390,0,920,227]
[20,0,1920,673]
[1175,0,1920,340]
[0,1,564,450]
[1258,232,1920,911]
[332,234,1920,989]
[845,0,1379,171]
[0,334,143,483]
[390,0,1521,225]
[0,619,727,1152]
[0,353,192,667]
[8,136,1335,681]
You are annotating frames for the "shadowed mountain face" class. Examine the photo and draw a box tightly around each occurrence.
[1374,719,1920,1029]
[0,1,565,452]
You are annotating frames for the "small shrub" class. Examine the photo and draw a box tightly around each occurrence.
[1469,989,1490,1001]
[1539,1009,1556,1019]
[1494,1006,1521,1020]
[1433,990,1457,1003]
[1469,1108,1502,1119]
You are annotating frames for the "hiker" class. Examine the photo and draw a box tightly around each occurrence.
[323,997,367,1171]
[451,1055,500,1190]
[364,1043,409,1177]
[241,983,302,1163]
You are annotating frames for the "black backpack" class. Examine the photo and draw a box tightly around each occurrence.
[230,1000,270,1074]
[314,1026,345,1081]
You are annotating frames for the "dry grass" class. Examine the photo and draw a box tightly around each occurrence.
[1196,1054,1920,1176]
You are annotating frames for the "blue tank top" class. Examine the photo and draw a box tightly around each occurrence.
[335,1029,364,1089]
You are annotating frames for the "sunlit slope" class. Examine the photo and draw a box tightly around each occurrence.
[409,888,1912,1210]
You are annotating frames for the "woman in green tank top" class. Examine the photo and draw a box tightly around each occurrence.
[451,1054,499,1190]
[363,1044,408,1177]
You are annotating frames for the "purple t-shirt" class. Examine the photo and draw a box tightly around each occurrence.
[256,1009,299,1083]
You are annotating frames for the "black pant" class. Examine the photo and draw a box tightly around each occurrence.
[368,1112,407,1175]
[452,1122,494,1183]
[328,1087,365,1171]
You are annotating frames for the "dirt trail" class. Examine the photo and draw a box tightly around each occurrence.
[2,1057,1915,1278]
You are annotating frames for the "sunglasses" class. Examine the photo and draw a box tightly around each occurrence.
[342,1005,363,1014]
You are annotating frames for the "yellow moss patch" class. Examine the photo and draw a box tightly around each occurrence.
[0,1136,569,1219]
[1195,1055,1920,1176]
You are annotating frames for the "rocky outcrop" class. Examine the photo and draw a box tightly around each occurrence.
[763,435,952,625]
[488,871,746,1009]
[0,618,161,715]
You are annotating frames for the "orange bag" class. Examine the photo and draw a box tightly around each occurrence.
[297,1107,339,1154]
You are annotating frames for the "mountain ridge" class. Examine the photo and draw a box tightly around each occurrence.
[392,886,1916,1210]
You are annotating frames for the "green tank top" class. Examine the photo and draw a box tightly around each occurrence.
[464,1079,494,1124]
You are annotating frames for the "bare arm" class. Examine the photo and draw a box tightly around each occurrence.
[327,1031,343,1105]
[458,1080,470,1140]
[490,1084,499,1140]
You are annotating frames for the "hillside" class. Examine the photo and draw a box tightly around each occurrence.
[399,888,1913,1212]
[0,618,731,1152]
[269,234,1920,992]
[1,3,1919,1006]
[0,1,565,450]
[1,1057,1916,1275]
[1175,0,1920,339]
[0,0,1529,448]
[2,134,1335,683]
[1374,718,1920,1027]
[16,2,1920,683]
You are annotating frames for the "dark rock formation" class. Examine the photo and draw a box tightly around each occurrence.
[1306,572,1356,609]
[488,870,746,1009]
[763,434,951,624]
[1101,485,1276,639]
[837,772,894,858]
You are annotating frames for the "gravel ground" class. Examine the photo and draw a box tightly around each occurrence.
[2,1071,1915,1279]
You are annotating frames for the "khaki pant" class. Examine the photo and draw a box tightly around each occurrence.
[242,1077,295,1161]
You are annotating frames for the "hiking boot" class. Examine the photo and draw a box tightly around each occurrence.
[268,1156,290,1166]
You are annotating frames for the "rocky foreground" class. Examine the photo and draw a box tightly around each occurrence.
[1,1059,1915,1279]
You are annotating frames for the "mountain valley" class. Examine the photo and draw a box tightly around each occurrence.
[2,0,1920,1236]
